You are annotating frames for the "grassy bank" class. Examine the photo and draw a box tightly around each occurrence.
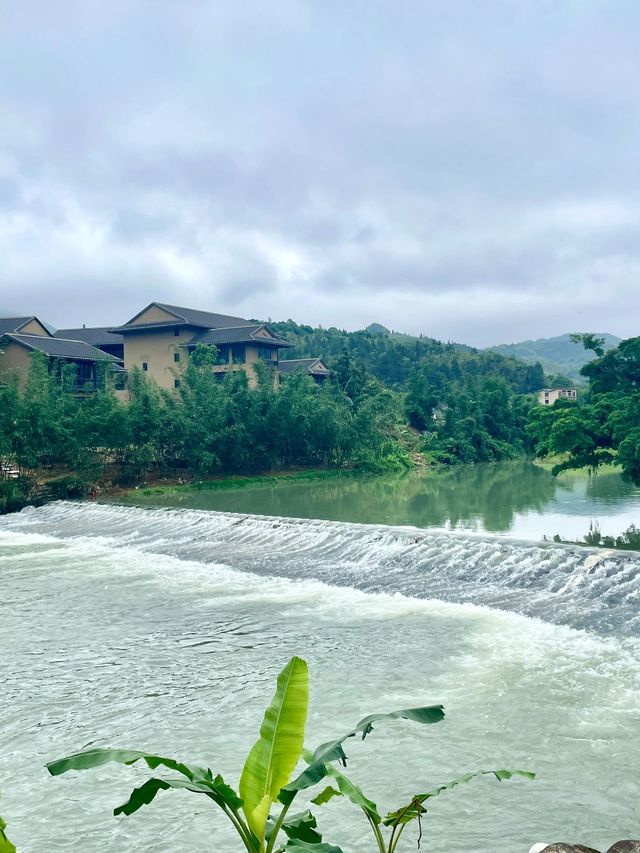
[533,455,624,476]
[1,464,392,514]
[121,466,369,498]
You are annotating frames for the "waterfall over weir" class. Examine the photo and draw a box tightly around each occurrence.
[4,500,639,637]
[2,498,640,852]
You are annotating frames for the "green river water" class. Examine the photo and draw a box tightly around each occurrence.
[120,461,640,543]
[1,461,639,852]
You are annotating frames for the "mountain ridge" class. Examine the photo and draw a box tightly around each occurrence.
[486,332,621,382]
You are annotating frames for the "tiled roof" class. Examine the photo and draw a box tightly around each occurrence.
[2,334,120,362]
[155,302,249,328]
[188,325,293,348]
[0,317,32,335]
[55,327,124,346]
[279,358,330,375]
[112,303,252,334]
[0,316,55,336]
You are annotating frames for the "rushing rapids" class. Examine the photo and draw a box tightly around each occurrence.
[4,501,640,636]
[1,501,639,852]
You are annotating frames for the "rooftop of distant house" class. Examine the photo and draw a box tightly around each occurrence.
[111,302,252,333]
[0,316,54,336]
[189,325,292,348]
[1,332,120,362]
[279,358,331,375]
[55,326,124,346]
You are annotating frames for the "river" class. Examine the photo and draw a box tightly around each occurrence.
[1,462,639,852]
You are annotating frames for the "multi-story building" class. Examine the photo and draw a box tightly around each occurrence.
[0,316,122,390]
[2,302,331,393]
[110,302,294,390]
[537,387,577,405]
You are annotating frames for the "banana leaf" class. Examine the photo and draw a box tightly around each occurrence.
[383,769,536,827]
[284,704,444,796]
[239,656,309,840]
[0,815,15,853]
[47,748,243,813]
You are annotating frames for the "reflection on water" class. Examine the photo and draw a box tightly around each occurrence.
[118,461,640,541]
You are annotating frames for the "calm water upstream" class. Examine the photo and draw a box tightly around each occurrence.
[119,461,640,542]
[1,462,639,852]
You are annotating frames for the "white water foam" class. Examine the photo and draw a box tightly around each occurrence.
[2,504,640,852]
[3,501,639,636]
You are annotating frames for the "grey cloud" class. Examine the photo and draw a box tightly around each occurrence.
[1,0,640,345]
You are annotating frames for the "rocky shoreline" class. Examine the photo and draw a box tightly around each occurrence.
[530,842,640,852]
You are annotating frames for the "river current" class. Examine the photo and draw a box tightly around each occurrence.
[1,497,639,852]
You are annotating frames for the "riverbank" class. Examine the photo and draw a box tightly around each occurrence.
[111,466,370,499]
[0,464,371,514]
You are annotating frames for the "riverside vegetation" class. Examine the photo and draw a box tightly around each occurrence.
[0,346,412,511]
[0,333,542,510]
[46,656,533,852]
[1,330,639,513]
[528,334,640,486]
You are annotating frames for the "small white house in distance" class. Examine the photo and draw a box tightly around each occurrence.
[537,388,577,405]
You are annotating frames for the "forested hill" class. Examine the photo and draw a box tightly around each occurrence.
[487,332,621,382]
[267,319,545,393]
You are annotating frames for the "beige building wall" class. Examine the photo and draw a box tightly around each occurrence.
[122,326,283,392]
[130,305,178,325]
[122,329,186,391]
[20,319,51,336]
[0,341,32,386]
[537,388,578,405]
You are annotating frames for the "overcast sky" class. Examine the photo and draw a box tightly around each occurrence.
[1,1,639,346]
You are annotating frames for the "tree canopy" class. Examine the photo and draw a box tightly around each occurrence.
[529,335,640,484]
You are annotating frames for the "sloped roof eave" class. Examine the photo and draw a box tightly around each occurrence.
[2,333,120,362]
[186,324,293,347]
[0,316,54,337]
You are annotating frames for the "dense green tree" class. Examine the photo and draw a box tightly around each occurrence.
[569,332,606,358]
[529,335,640,484]
[405,367,534,464]
[269,319,545,393]
[11,354,79,469]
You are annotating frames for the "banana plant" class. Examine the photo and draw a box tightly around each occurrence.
[0,794,16,853]
[47,655,532,851]
[0,817,15,853]
[47,657,444,851]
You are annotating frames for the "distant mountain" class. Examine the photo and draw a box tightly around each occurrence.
[487,333,621,382]
[365,322,390,336]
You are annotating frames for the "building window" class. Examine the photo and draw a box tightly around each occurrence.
[231,345,246,364]
[142,362,148,372]
[258,345,277,362]
[174,352,181,363]
[174,326,180,336]
[174,379,180,388]
[75,361,95,388]
[77,362,93,381]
